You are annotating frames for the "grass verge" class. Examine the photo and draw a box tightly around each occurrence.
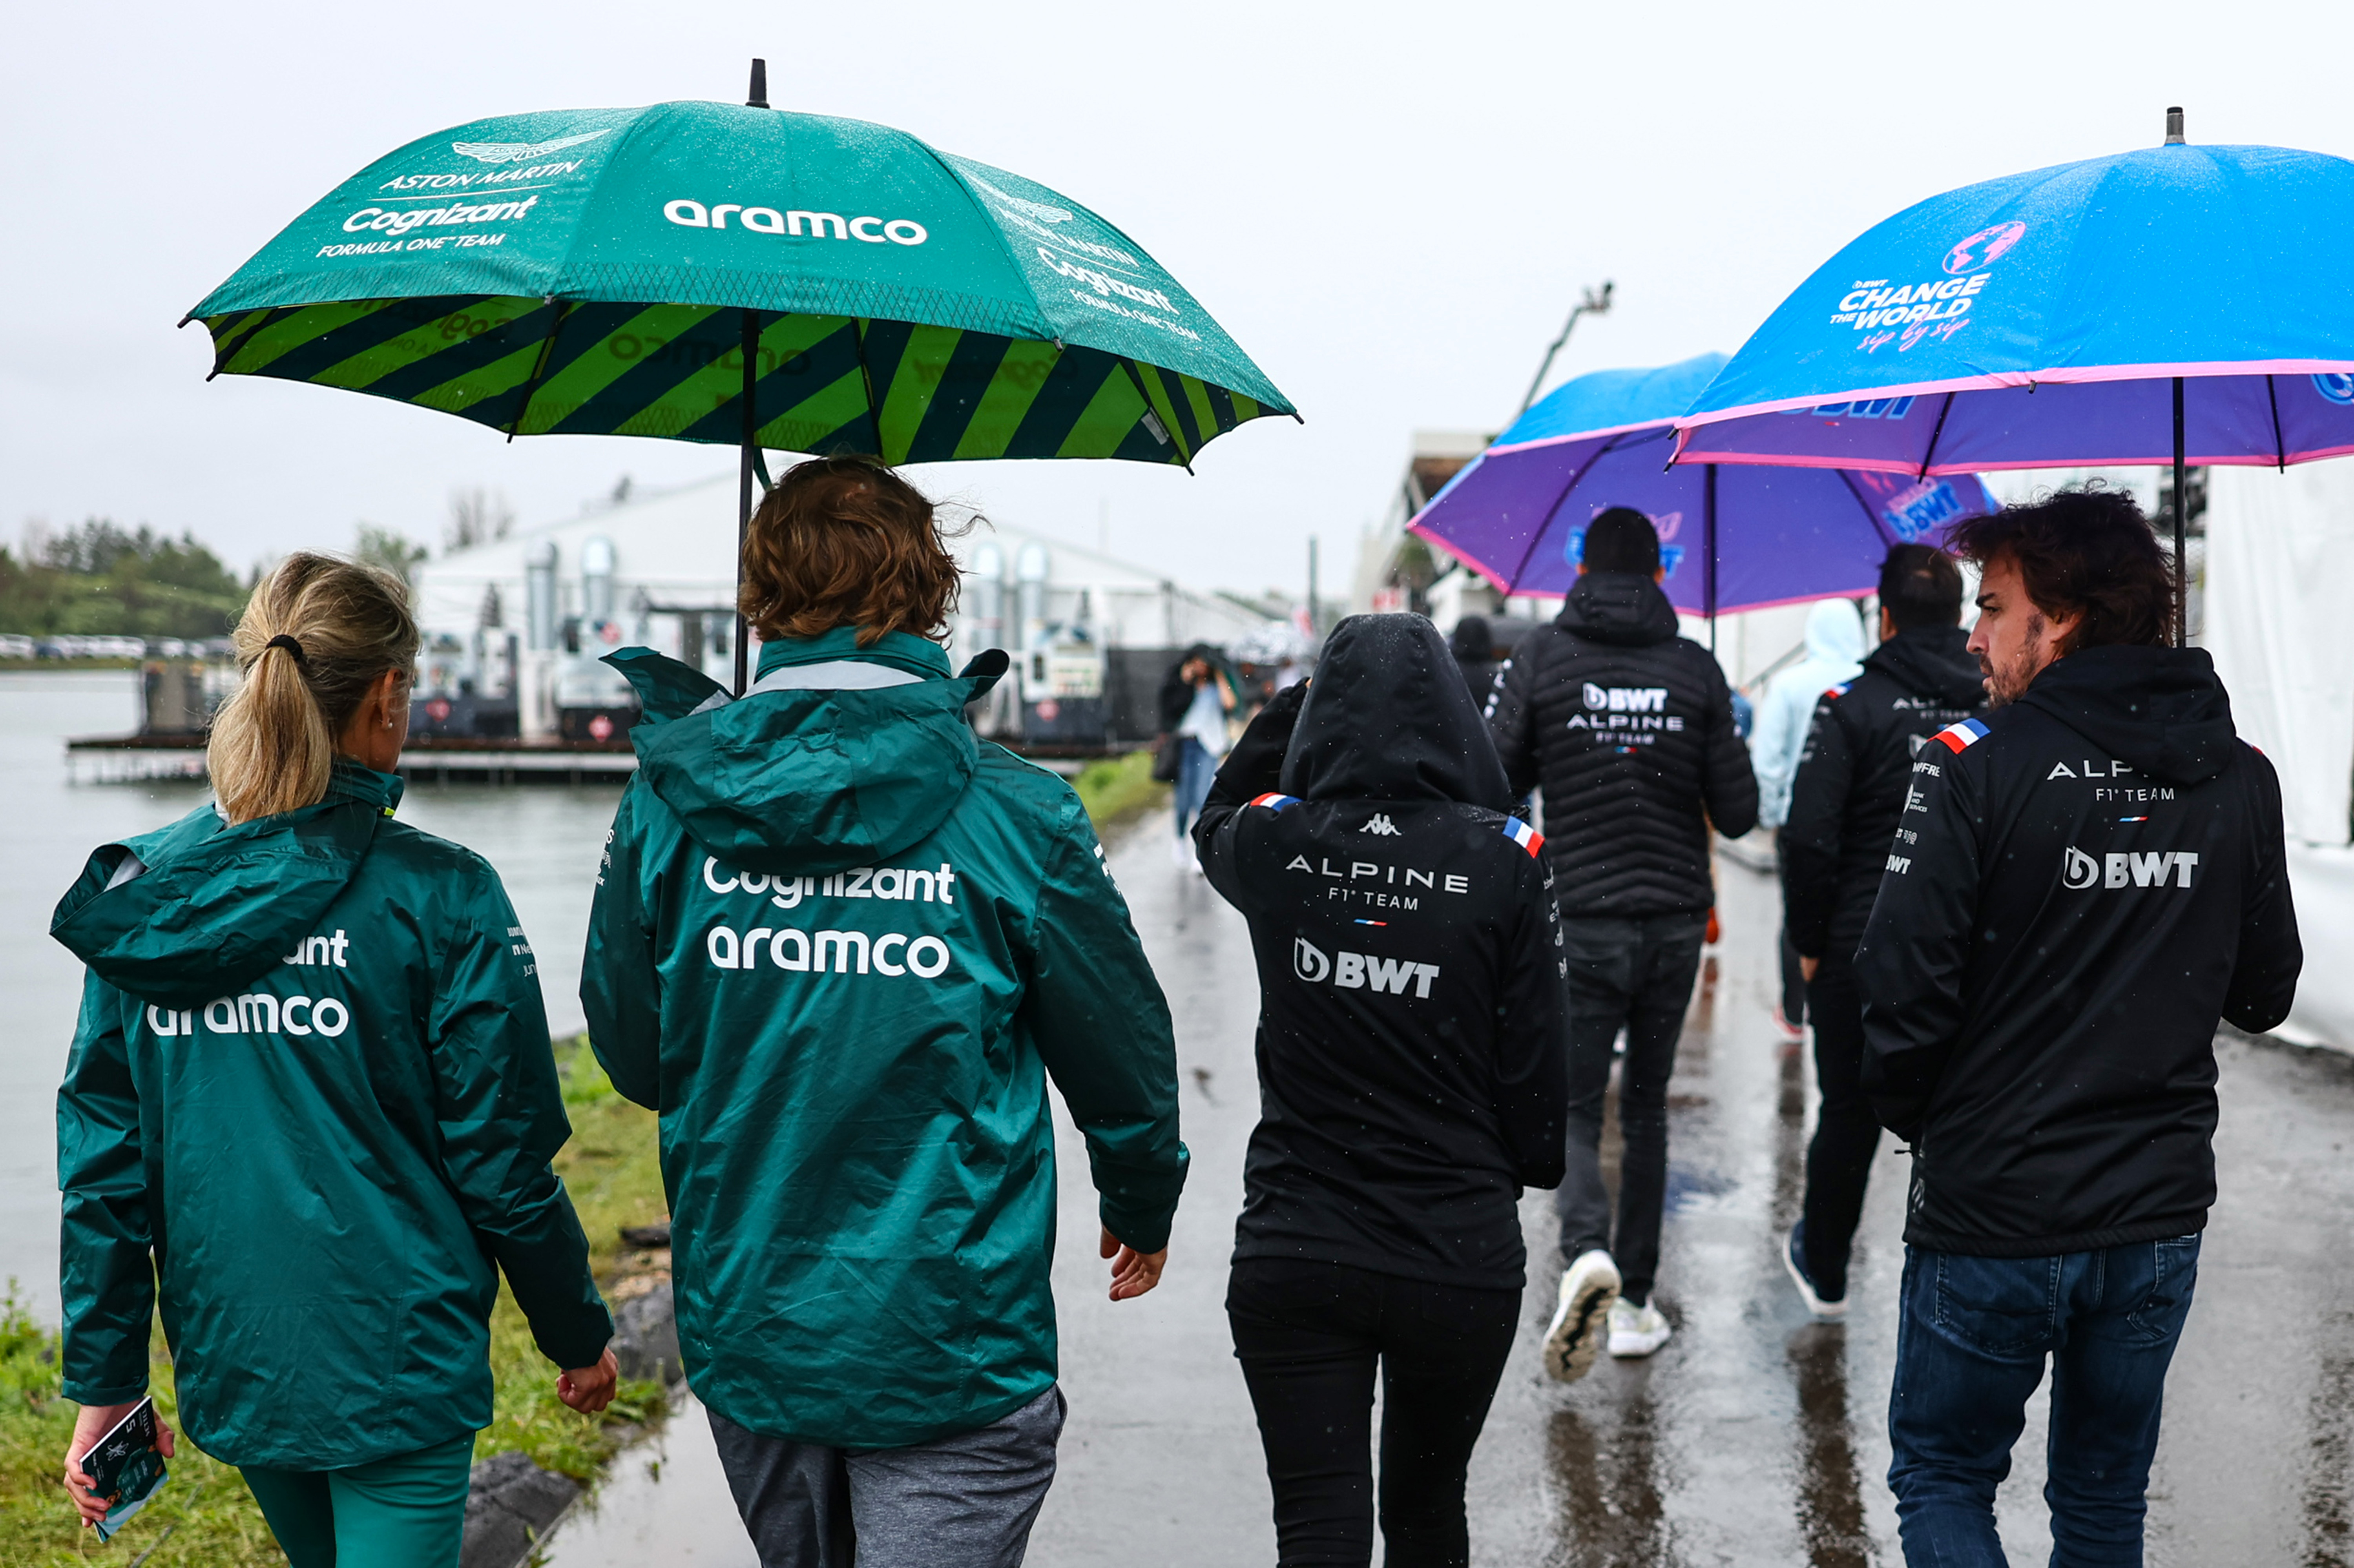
[1072,748,1169,835]
[0,1038,668,1565]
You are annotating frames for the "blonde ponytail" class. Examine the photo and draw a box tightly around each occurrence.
[208,553,420,824]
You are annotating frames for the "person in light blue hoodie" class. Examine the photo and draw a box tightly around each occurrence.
[1750,598,1866,1036]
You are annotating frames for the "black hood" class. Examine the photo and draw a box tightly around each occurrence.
[2016,644,2237,787]
[1864,625,1985,708]
[1279,614,1511,808]
[1557,572,1680,647]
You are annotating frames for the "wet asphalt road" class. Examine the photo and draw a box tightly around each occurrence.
[1029,822,2354,1567]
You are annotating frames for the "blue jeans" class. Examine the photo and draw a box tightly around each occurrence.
[1174,737,1216,837]
[1889,1236,2201,1567]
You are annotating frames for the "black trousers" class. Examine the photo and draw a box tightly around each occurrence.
[1227,1258,1520,1568]
[1553,912,1709,1305]
[1799,957,1880,1301]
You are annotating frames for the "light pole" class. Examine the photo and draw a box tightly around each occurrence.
[1518,282,1615,418]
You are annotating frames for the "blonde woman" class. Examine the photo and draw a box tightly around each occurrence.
[51,553,615,1567]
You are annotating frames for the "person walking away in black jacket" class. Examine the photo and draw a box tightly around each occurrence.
[1449,614,1498,705]
[1858,490,2300,1564]
[1195,614,1570,1568]
[1777,545,1984,1322]
[1487,506,1759,1369]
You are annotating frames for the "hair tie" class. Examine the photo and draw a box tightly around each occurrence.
[265,634,307,664]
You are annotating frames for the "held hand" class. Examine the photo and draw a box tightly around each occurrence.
[1100,1227,1168,1302]
[63,1402,175,1528]
[1800,956,1821,983]
[557,1348,620,1414]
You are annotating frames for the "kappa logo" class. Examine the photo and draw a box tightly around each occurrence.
[1362,813,1401,837]
[2063,846,2199,890]
[451,129,612,164]
[1292,937,1440,998]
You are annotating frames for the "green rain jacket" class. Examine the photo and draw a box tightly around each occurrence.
[584,631,1188,1449]
[51,762,612,1470]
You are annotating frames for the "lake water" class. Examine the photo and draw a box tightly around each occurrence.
[0,671,628,1324]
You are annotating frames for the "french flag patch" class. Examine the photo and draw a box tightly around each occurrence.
[1502,817,1544,857]
[1933,718,1991,753]
[1822,681,1852,701]
[1248,792,1299,812]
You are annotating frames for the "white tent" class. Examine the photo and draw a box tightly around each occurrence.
[2204,461,2354,1050]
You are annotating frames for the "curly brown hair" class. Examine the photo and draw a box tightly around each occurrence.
[739,456,963,646]
[1945,487,2175,652]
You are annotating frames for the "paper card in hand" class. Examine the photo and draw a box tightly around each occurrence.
[74,1396,168,1542]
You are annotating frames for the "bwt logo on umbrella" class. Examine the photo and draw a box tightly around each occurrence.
[664,200,929,245]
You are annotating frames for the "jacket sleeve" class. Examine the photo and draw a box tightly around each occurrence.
[1486,634,1543,798]
[1494,853,1571,1189]
[432,868,614,1371]
[1780,696,1854,960]
[1023,800,1191,1252]
[1855,751,1983,1141]
[583,782,663,1111]
[1195,679,1307,908]
[57,975,153,1406]
[2223,748,2303,1033]
[1750,676,1806,828]
[1701,656,1761,839]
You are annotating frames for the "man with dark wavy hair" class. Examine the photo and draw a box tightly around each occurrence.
[1858,487,2300,1563]
[585,456,1189,1568]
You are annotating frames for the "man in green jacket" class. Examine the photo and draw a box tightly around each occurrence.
[584,456,1188,1568]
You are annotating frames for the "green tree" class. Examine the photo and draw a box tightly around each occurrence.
[356,524,430,586]
[0,520,248,638]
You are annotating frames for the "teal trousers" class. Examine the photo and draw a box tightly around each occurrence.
[241,1435,473,1568]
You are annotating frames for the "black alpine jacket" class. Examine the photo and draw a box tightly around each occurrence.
[1196,614,1569,1289]
[1783,625,1987,964]
[1857,645,2301,1256]
[1487,573,1758,916]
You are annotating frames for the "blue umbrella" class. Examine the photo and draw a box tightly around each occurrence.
[1671,110,2354,640]
[1410,353,1995,622]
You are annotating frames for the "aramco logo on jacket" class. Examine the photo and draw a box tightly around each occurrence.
[708,924,952,978]
[1292,937,1440,998]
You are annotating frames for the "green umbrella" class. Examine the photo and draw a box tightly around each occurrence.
[188,62,1295,688]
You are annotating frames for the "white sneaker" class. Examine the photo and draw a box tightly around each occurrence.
[1171,831,1192,869]
[1540,1250,1621,1383]
[1607,1298,1673,1358]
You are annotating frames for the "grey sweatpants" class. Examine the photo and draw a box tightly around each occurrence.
[708,1386,1065,1568]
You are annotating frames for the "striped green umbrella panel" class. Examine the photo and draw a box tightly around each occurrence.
[189,101,1292,466]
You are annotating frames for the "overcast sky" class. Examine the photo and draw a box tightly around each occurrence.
[6,1,2350,600]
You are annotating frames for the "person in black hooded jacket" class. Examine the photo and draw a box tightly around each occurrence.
[1194,613,1571,1568]
[1856,490,2299,1564]
[1485,506,1757,1367]
[1777,545,1986,1321]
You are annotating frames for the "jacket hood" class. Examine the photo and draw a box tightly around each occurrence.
[2016,644,2237,786]
[613,644,1010,875]
[1805,598,1867,666]
[1279,614,1511,808]
[1557,572,1681,647]
[51,762,398,1007]
[1863,625,1985,709]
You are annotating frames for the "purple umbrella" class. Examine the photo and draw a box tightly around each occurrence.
[1409,353,1995,622]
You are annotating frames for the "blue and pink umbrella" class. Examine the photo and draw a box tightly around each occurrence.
[1671,112,2354,640]
[1409,352,1995,620]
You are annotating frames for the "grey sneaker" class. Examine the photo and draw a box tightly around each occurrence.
[1541,1249,1622,1383]
[1607,1298,1673,1358]
[1784,1223,1849,1322]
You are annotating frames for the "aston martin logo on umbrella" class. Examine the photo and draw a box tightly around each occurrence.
[450,129,612,164]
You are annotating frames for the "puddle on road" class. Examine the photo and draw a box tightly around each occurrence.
[538,1388,754,1568]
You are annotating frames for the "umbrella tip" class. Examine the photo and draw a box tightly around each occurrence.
[747,58,769,109]
[2165,106,2185,145]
